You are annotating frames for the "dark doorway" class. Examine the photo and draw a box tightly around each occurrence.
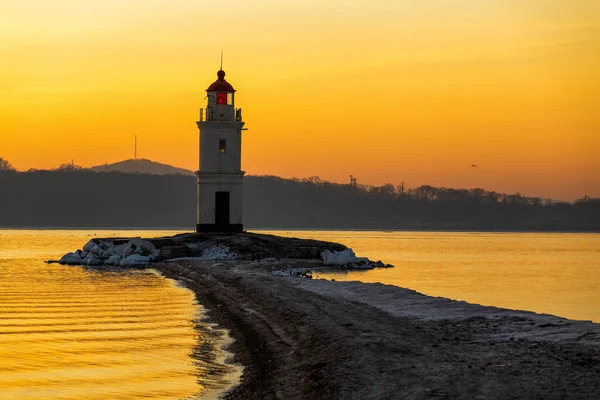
[215,191,230,226]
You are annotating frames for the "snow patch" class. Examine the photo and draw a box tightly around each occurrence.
[82,240,97,252]
[294,279,600,345]
[120,254,150,267]
[201,245,237,260]
[82,254,102,266]
[103,253,122,266]
[321,248,356,266]
[59,251,83,265]
[165,245,237,263]
[320,248,391,269]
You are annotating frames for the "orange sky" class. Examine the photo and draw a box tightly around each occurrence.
[1,0,599,201]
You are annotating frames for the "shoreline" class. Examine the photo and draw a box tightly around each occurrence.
[51,232,600,398]
[157,259,600,400]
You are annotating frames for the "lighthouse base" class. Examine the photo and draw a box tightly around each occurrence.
[196,223,244,233]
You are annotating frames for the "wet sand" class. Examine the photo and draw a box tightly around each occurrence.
[157,260,600,400]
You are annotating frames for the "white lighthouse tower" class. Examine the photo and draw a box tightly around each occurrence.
[195,69,245,233]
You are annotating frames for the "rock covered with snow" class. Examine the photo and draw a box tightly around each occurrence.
[321,248,356,265]
[165,245,238,262]
[59,238,157,267]
[104,254,122,266]
[321,248,393,270]
[82,254,102,266]
[123,239,157,258]
[200,245,237,260]
[59,251,84,265]
[120,254,150,267]
[55,232,384,269]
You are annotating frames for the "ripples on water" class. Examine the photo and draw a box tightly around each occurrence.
[2,229,598,398]
[0,230,240,400]
[264,231,600,323]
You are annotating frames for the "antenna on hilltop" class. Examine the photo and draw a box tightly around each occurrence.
[349,175,357,188]
[220,49,224,70]
[134,135,137,160]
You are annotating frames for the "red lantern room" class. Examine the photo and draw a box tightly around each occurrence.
[200,69,242,123]
[204,70,237,121]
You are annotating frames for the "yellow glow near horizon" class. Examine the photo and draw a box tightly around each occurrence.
[1,0,599,200]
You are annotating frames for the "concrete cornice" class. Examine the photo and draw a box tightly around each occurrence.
[197,121,245,129]
[195,172,245,183]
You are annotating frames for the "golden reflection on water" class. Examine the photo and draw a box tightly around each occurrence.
[262,231,600,323]
[0,230,238,399]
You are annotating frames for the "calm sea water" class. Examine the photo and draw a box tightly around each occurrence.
[264,231,600,323]
[1,230,598,398]
[0,230,240,400]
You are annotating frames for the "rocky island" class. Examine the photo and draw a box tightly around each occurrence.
[56,232,600,400]
[57,232,393,269]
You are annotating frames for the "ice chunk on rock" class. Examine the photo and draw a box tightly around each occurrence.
[201,245,237,260]
[59,251,83,265]
[98,249,112,258]
[123,244,138,258]
[120,254,150,267]
[82,240,105,256]
[321,248,356,266]
[149,249,161,261]
[104,254,122,266]
[129,239,156,253]
[82,240,97,252]
[123,240,156,257]
[321,249,393,269]
[113,243,127,256]
[83,254,102,266]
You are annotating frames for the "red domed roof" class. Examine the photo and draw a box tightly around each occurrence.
[206,69,235,92]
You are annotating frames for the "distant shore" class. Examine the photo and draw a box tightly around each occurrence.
[2,171,598,231]
[158,259,600,400]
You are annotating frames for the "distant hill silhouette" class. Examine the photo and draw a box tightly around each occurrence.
[89,159,194,176]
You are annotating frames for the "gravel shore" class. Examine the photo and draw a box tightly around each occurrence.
[157,260,600,400]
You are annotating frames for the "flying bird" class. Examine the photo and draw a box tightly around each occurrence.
[469,165,477,167]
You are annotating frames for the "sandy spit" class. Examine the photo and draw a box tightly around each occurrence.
[156,260,600,400]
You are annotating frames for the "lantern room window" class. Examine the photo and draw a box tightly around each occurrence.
[217,93,227,105]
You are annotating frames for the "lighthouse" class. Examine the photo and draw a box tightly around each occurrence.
[195,69,246,233]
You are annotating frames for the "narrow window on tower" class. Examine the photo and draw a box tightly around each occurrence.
[227,93,233,105]
[219,139,226,154]
[217,93,227,104]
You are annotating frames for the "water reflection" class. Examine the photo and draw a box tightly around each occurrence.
[262,230,600,323]
[0,230,239,399]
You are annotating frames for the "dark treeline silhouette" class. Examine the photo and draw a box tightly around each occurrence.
[0,157,15,172]
[0,170,598,231]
